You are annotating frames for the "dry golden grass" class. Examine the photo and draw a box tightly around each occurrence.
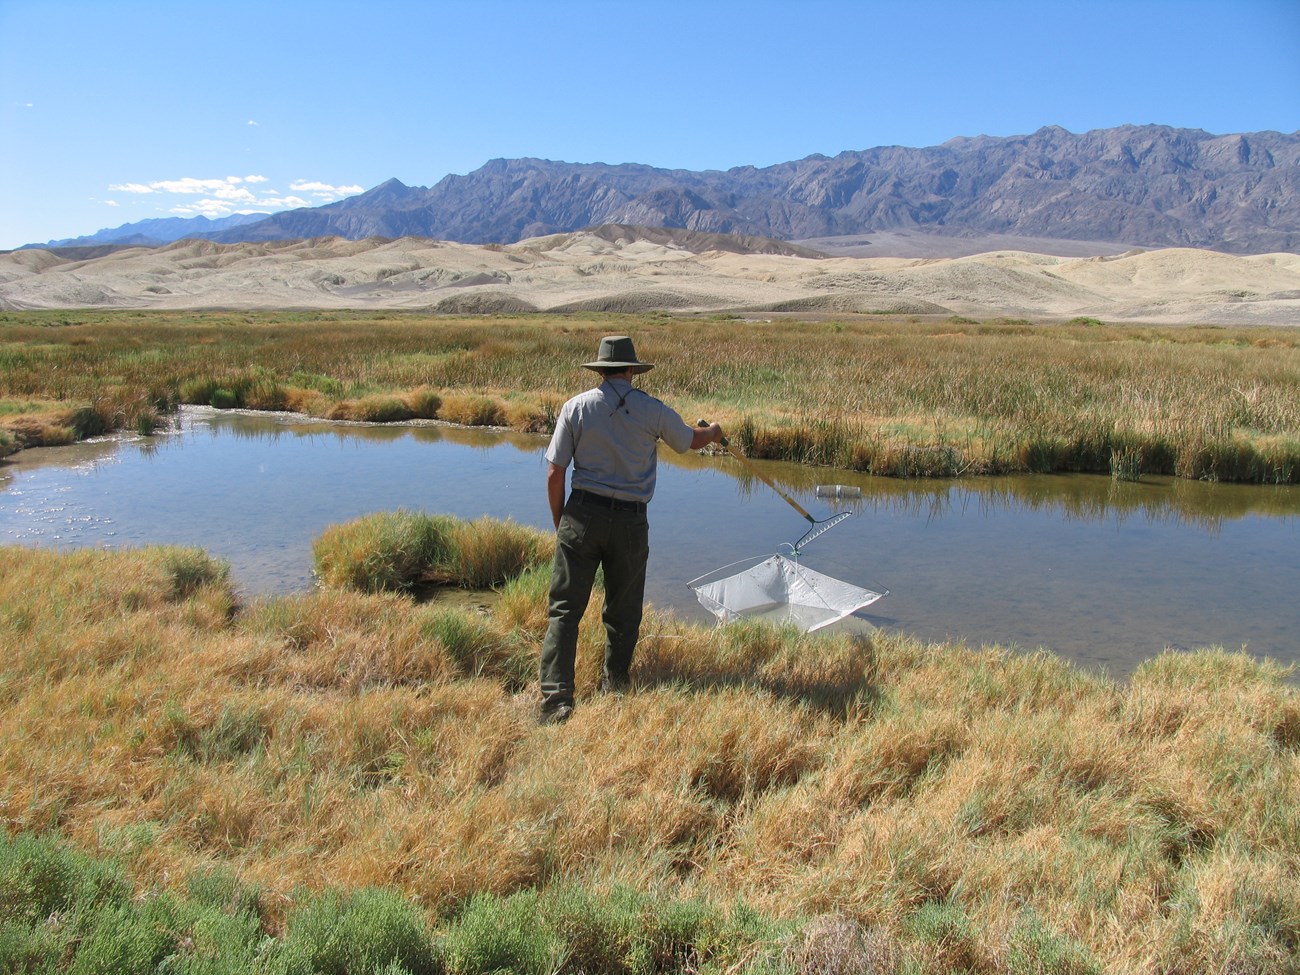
[2,540,1296,972]
[3,310,1298,481]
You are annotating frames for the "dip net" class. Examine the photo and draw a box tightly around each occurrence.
[687,554,887,634]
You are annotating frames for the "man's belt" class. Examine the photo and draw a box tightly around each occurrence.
[570,489,646,513]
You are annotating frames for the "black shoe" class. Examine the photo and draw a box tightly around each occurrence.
[599,675,630,695]
[538,704,573,726]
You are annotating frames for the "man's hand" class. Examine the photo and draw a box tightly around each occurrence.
[691,420,724,450]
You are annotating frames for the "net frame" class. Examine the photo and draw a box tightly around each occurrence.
[687,553,887,634]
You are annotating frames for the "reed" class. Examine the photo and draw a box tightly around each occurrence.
[3,310,1298,481]
[2,541,1296,973]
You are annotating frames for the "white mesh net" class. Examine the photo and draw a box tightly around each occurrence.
[688,554,886,633]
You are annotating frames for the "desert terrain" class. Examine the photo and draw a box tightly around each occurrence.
[2,229,1299,325]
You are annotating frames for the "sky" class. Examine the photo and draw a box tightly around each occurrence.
[1,0,1298,250]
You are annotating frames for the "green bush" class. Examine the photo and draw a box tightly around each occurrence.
[1006,911,1103,975]
[68,900,178,975]
[0,833,796,975]
[287,371,345,397]
[272,888,440,975]
[210,388,239,410]
[0,832,130,925]
[0,915,63,974]
[179,378,222,405]
[441,891,557,975]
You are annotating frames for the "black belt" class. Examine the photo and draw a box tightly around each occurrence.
[571,489,646,513]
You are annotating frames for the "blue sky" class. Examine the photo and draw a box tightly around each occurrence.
[2,0,1297,250]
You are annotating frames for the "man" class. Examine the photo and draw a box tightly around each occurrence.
[539,335,724,725]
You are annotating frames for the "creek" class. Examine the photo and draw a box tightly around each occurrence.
[2,406,1296,678]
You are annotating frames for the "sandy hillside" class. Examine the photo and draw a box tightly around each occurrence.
[1,232,1298,325]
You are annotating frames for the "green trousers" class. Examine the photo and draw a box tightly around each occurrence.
[539,494,650,714]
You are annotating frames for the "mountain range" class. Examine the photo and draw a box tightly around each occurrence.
[23,125,1300,255]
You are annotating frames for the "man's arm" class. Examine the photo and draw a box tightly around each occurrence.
[547,462,568,529]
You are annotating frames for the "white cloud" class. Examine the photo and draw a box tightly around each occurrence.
[258,195,312,209]
[247,119,259,126]
[109,175,270,196]
[169,193,312,218]
[171,202,230,219]
[105,200,120,207]
[290,181,364,197]
[110,173,359,221]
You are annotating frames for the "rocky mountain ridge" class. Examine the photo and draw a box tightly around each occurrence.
[22,125,1300,254]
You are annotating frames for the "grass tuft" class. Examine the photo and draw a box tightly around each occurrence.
[313,510,454,592]
[313,512,551,593]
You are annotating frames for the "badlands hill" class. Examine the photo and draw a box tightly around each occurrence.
[3,227,1299,325]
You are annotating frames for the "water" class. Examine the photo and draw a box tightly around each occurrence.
[2,407,1297,678]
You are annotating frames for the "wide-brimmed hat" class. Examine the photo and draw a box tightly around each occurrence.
[582,335,654,374]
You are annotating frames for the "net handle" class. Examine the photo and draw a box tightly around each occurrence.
[697,419,816,523]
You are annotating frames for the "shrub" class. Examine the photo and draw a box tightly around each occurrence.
[783,915,898,975]
[349,395,416,423]
[273,888,439,975]
[503,394,562,433]
[283,386,333,418]
[136,409,160,436]
[68,900,178,975]
[438,394,506,427]
[441,891,558,975]
[241,375,289,411]
[287,371,345,397]
[406,386,443,419]
[0,832,130,925]
[179,378,222,406]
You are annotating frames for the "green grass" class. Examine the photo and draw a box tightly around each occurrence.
[2,832,790,975]
[0,832,792,975]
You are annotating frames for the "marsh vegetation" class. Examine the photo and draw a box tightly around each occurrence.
[3,310,1298,972]
[2,516,1297,973]
[2,309,1298,481]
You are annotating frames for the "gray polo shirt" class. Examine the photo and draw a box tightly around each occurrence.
[545,378,696,504]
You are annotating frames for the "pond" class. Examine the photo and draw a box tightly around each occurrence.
[2,406,1297,678]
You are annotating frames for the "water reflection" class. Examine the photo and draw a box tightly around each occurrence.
[2,407,1297,678]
